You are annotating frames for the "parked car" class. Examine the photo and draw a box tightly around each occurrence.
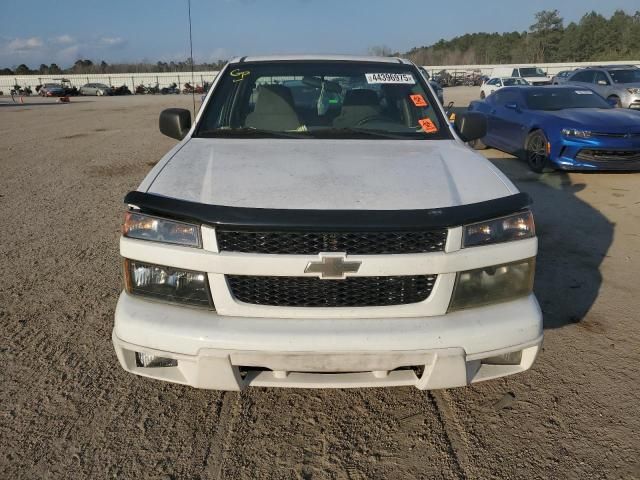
[113,54,542,391]
[480,77,529,99]
[492,66,552,86]
[468,86,640,172]
[80,83,113,96]
[566,65,640,109]
[39,83,65,97]
[551,70,573,85]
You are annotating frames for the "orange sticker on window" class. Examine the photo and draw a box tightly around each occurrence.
[419,118,438,133]
[410,94,428,107]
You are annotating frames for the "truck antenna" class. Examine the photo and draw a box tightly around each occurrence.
[187,0,196,116]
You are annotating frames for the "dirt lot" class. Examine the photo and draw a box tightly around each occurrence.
[1,88,639,479]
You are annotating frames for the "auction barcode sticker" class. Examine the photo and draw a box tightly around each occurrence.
[365,73,415,84]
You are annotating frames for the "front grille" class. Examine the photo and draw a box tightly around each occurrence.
[576,149,640,163]
[227,275,437,307]
[591,132,640,138]
[216,230,448,255]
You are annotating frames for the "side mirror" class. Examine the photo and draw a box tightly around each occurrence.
[505,102,520,111]
[455,111,487,142]
[159,108,191,140]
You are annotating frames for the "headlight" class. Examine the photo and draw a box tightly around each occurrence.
[463,211,535,248]
[627,88,640,94]
[448,258,535,311]
[123,211,201,247]
[124,259,213,308]
[561,128,592,138]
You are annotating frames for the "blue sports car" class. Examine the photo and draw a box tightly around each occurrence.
[468,86,640,172]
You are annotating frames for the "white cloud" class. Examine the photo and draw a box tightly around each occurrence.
[53,34,74,45]
[7,37,43,52]
[98,36,126,48]
[58,45,81,63]
[0,33,128,68]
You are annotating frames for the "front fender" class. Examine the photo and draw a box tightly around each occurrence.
[527,124,565,163]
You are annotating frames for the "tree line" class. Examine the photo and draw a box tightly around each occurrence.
[405,9,640,66]
[2,9,639,75]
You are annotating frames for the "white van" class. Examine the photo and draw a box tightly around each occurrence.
[492,66,551,86]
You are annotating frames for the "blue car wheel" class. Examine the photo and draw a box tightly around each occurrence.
[524,130,554,173]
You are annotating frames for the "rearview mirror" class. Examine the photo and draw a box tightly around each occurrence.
[159,108,191,140]
[454,111,487,142]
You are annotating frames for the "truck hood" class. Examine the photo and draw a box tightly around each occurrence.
[145,138,516,210]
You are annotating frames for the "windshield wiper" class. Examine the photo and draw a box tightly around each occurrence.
[198,127,306,139]
[308,127,412,140]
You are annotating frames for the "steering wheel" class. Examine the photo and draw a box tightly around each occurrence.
[356,115,390,126]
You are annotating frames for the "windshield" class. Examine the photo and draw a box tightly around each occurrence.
[503,78,528,86]
[608,69,640,84]
[519,67,547,78]
[525,89,612,110]
[196,61,449,140]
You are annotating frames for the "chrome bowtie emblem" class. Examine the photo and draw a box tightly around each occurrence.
[304,253,361,280]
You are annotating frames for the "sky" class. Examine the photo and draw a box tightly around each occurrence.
[1,0,639,68]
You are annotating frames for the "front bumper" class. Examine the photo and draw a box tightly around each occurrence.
[551,136,640,171]
[113,292,543,390]
[621,93,640,109]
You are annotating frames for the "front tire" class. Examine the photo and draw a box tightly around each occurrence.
[523,130,553,173]
[96,90,104,96]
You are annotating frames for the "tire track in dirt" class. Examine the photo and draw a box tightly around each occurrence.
[202,390,241,479]
[210,387,464,479]
[429,390,474,479]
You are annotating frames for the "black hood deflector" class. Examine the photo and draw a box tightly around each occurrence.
[124,190,531,232]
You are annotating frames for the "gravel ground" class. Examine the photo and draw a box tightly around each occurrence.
[1,89,639,479]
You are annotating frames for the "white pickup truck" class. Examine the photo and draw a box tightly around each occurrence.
[113,55,542,390]
[491,66,552,86]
